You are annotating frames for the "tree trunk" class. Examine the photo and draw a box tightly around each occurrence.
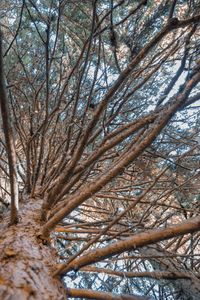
[0,198,66,300]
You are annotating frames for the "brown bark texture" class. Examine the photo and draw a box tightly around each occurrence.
[67,287,149,300]
[0,199,66,300]
[0,31,18,224]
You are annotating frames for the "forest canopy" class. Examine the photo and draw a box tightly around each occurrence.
[0,1,200,299]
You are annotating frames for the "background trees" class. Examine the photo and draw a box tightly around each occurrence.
[0,0,200,299]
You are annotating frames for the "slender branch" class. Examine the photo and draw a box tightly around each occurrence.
[80,266,200,280]
[66,288,149,300]
[3,0,25,57]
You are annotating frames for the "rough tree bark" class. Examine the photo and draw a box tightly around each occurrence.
[0,31,18,224]
[0,198,66,300]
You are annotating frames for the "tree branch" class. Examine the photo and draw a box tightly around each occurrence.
[56,215,200,275]
[66,288,149,300]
